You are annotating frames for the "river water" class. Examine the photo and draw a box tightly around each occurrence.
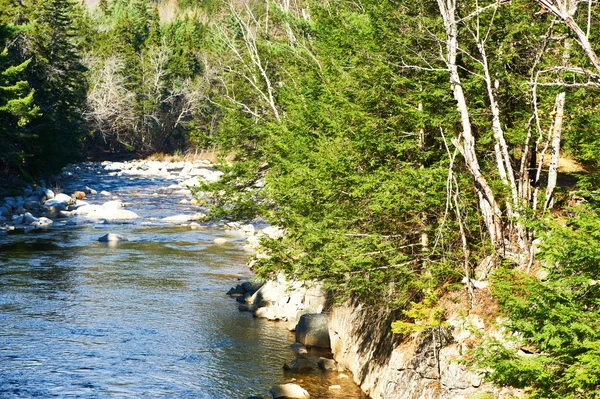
[0,162,365,399]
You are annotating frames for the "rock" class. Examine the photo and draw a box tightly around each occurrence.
[242,280,264,294]
[227,284,245,296]
[32,217,53,228]
[72,191,86,200]
[179,199,188,204]
[0,206,11,217]
[283,356,316,372]
[296,313,331,349]
[43,199,69,211]
[328,385,341,390]
[102,200,124,209]
[98,233,128,242]
[317,357,337,371]
[11,215,23,223]
[189,222,203,230]
[270,383,309,399]
[213,237,228,245]
[23,212,38,225]
[23,199,41,210]
[238,304,254,312]
[100,190,111,196]
[54,193,75,205]
[261,225,284,239]
[84,186,97,195]
[162,214,206,223]
[254,306,278,320]
[43,189,55,199]
[75,204,139,221]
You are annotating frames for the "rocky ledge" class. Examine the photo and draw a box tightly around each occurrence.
[230,272,523,399]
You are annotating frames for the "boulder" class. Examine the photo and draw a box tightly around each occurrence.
[23,199,41,210]
[269,384,309,399]
[0,206,11,217]
[43,189,55,199]
[283,356,317,372]
[32,217,53,228]
[23,212,38,225]
[296,313,331,349]
[317,357,337,371]
[98,233,128,242]
[84,186,97,195]
[43,199,68,211]
[213,237,228,245]
[75,204,139,221]
[54,193,74,205]
[72,191,86,200]
[242,280,264,294]
[100,190,111,196]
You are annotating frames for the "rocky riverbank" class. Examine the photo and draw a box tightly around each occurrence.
[0,159,222,235]
[229,272,523,399]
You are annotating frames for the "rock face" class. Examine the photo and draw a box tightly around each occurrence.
[296,313,331,349]
[327,300,520,399]
[270,383,310,399]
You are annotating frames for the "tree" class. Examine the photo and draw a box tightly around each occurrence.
[23,0,88,171]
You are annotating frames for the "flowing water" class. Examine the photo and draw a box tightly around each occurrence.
[0,163,365,399]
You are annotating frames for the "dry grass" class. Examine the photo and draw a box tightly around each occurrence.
[145,149,235,164]
[541,153,587,173]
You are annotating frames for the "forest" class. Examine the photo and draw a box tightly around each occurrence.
[2,0,600,397]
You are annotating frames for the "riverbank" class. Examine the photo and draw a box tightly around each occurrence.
[0,159,366,399]
[230,270,524,398]
[0,159,222,235]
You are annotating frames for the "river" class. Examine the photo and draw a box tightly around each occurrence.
[0,161,365,398]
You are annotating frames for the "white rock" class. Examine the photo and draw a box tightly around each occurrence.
[162,213,206,223]
[100,190,112,196]
[33,217,53,228]
[270,383,310,399]
[43,189,55,199]
[181,178,201,187]
[54,193,74,204]
[213,238,228,245]
[179,199,188,204]
[260,225,284,239]
[102,200,124,209]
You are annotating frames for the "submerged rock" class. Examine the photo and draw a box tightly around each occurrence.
[98,233,128,242]
[270,383,310,399]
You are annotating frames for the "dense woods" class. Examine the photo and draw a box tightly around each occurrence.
[2,0,600,396]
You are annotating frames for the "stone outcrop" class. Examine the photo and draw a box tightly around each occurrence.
[328,298,521,399]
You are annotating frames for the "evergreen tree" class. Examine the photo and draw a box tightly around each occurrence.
[24,0,88,171]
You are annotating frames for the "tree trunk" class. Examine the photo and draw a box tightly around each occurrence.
[437,0,504,249]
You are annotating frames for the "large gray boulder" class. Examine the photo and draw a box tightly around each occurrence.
[296,313,331,349]
[269,383,310,399]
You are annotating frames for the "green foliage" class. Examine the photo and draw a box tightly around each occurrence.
[476,206,600,398]
[391,293,449,335]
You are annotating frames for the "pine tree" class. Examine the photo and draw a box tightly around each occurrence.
[24,0,87,171]
[0,23,38,175]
